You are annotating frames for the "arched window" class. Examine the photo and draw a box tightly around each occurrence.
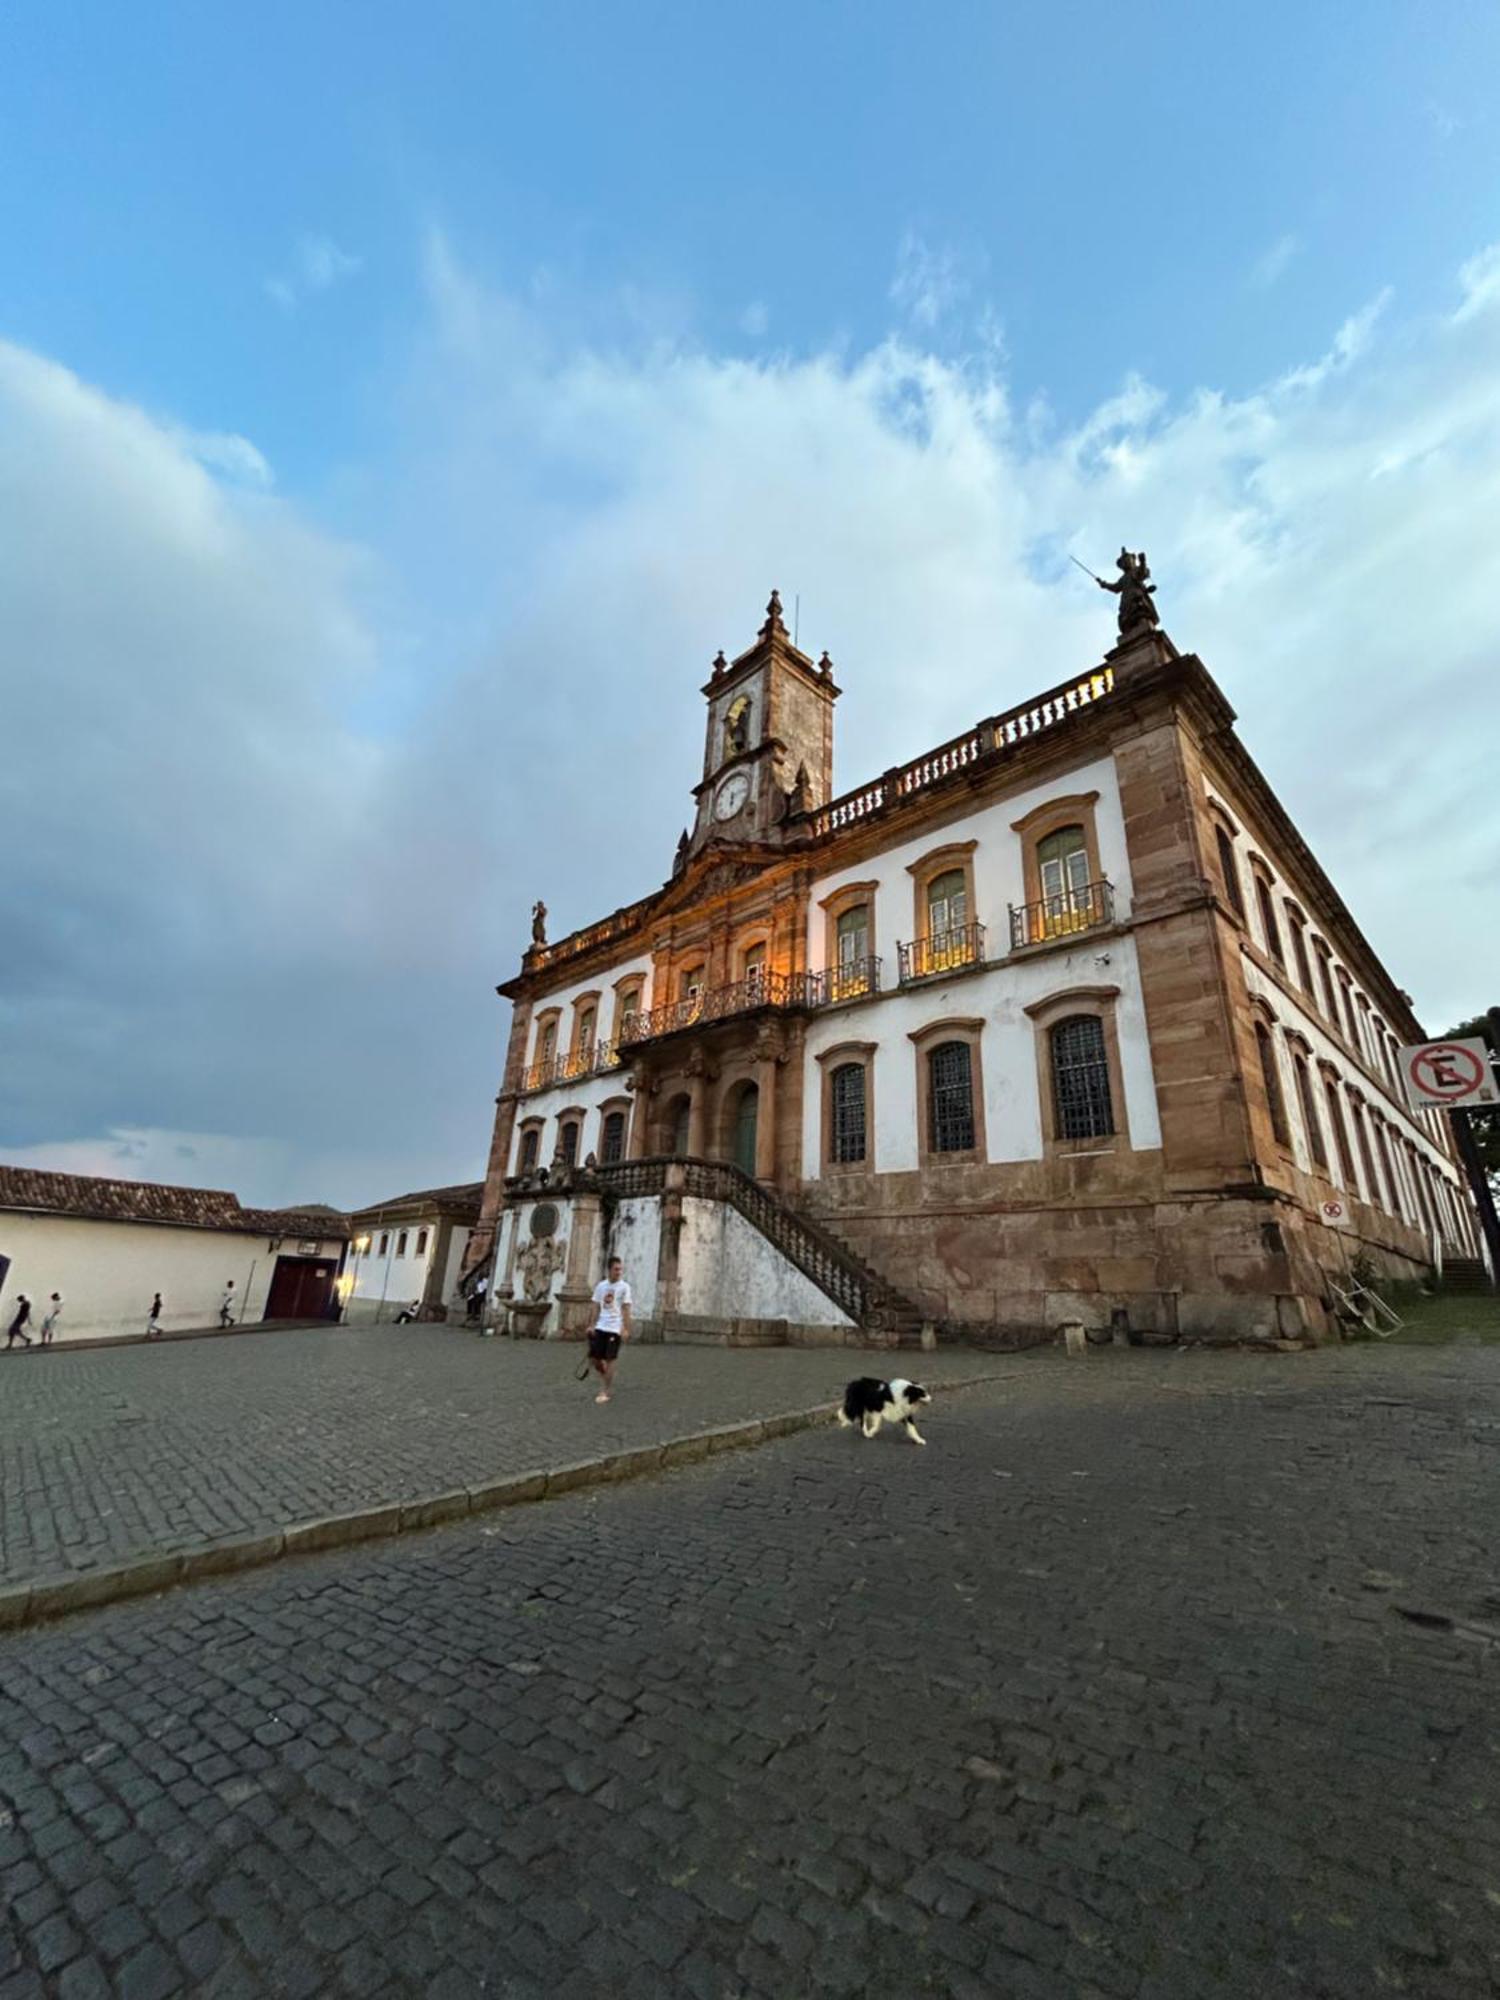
[558,1119,581,1167]
[519,1126,541,1173]
[601,1110,627,1164]
[1286,906,1313,994]
[1255,1023,1289,1146]
[742,942,767,994]
[1215,825,1246,919]
[1324,1077,1358,1192]
[537,1018,557,1064]
[927,1041,975,1153]
[1036,825,1090,934]
[830,1063,867,1164]
[1050,1016,1115,1140]
[926,869,968,941]
[835,903,872,997]
[1292,1052,1327,1169]
[1254,876,1284,967]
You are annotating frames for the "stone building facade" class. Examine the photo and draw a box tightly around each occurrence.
[468,590,1476,1345]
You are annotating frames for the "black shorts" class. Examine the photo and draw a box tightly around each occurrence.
[588,1329,621,1362]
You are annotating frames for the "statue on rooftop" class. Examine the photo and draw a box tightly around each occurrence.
[531,900,548,945]
[1097,548,1159,637]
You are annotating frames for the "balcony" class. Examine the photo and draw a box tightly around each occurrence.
[620,970,821,1049]
[1008,880,1114,951]
[897,924,986,985]
[819,955,882,1005]
[519,1040,622,1093]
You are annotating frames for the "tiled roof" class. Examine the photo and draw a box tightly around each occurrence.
[0,1167,349,1241]
[349,1180,483,1224]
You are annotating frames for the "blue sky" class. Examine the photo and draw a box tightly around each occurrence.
[3,1,1499,1204]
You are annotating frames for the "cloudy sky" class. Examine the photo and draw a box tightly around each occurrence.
[3,2,1499,1209]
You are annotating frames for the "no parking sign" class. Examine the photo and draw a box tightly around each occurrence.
[1397,1037,1498,1114]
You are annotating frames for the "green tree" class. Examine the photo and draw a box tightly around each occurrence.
[1443,1016,1500,1190]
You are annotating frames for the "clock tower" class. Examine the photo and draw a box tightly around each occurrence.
[686,590,840,857]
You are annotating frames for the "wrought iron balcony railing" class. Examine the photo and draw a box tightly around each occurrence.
[519,1040,622,1093]
[1008,880,1114,950]
[897,924,986,985]
[620,970,821,1048]
[816,955,882,1005]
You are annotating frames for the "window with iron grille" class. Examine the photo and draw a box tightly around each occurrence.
[1050,1016,1115,1140]
[601,1110,626,1164]
[1255,1024,1290,1146]
[830,1063,867,1164]
[559,1120,580,1166]
[927,1041,975,1153]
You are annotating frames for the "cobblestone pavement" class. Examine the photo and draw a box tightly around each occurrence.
[0,1327,994,1588]
[2,1342,1498,1998]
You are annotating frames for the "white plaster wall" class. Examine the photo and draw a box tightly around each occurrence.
[674,1197,853,1325]
[805,754,1131,979]
[1240,956,1467,1212]
[441,1226,473,1302]
[524,951,655,1068]
[800,934,1160,1177]
[0,1215,343,1344]
[605,1196,660,1317]
[346,1224,435,1317]
[510,1069,636,1175]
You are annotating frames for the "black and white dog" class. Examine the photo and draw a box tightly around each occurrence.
[838,1376,931,1446]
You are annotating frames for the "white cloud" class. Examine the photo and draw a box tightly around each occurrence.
[890,231,968,330]
[5,238,1500,1206]
[266,232,362,312]
[1251,232,1301,288]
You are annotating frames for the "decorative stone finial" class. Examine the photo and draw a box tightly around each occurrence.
[710,649,727,678]
[817,650,834,679]
[759,589,787,640]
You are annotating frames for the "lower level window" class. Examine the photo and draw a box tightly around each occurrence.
[830,1063,867,1164]
[601,1110,627,1164]
[928,1041,975,1153]
[559,1120,580,1166]
[1051,1016,1115,1140]
[519,1127,540,1172]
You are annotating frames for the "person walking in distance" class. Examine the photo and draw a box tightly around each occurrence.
[39,1293,63,1346]
[146,1292,164,1341]
[587,1256,632,1405]
[5,1294,33,1350]
[219,1280,236,1329]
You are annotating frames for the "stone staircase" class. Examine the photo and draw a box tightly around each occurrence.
[594,1157,930,1345]
[1440,1256,1495,1294]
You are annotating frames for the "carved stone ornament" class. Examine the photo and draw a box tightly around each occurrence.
[529,1203,560,1239]
[1098,548,1159,637]
[515,1235,565,1303]
[758,588,787,641]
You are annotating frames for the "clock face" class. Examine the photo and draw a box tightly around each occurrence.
[714,771,750,821]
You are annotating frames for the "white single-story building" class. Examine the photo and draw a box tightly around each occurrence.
[0,1166,349,1346]
[344,1181,481,1324]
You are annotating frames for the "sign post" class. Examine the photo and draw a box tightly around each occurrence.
[1399,1033,1500,1285]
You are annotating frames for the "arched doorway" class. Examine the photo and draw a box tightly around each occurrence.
[729,1082,759,1177]
[664,1094,691,1157]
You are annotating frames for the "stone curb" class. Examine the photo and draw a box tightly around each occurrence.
[0,1367,1008,1633]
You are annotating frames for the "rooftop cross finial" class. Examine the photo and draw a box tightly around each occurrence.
[759,589,787,640]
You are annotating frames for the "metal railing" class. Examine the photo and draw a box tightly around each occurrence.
[593,1155,920,1330]
[1008,879,1115,950]
[620,971,821,1047]
[519,1039,623,1093]
[816,956,882,1005]
[897,923,986,984]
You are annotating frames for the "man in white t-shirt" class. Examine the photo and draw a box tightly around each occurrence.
[587,1256,632,1404]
